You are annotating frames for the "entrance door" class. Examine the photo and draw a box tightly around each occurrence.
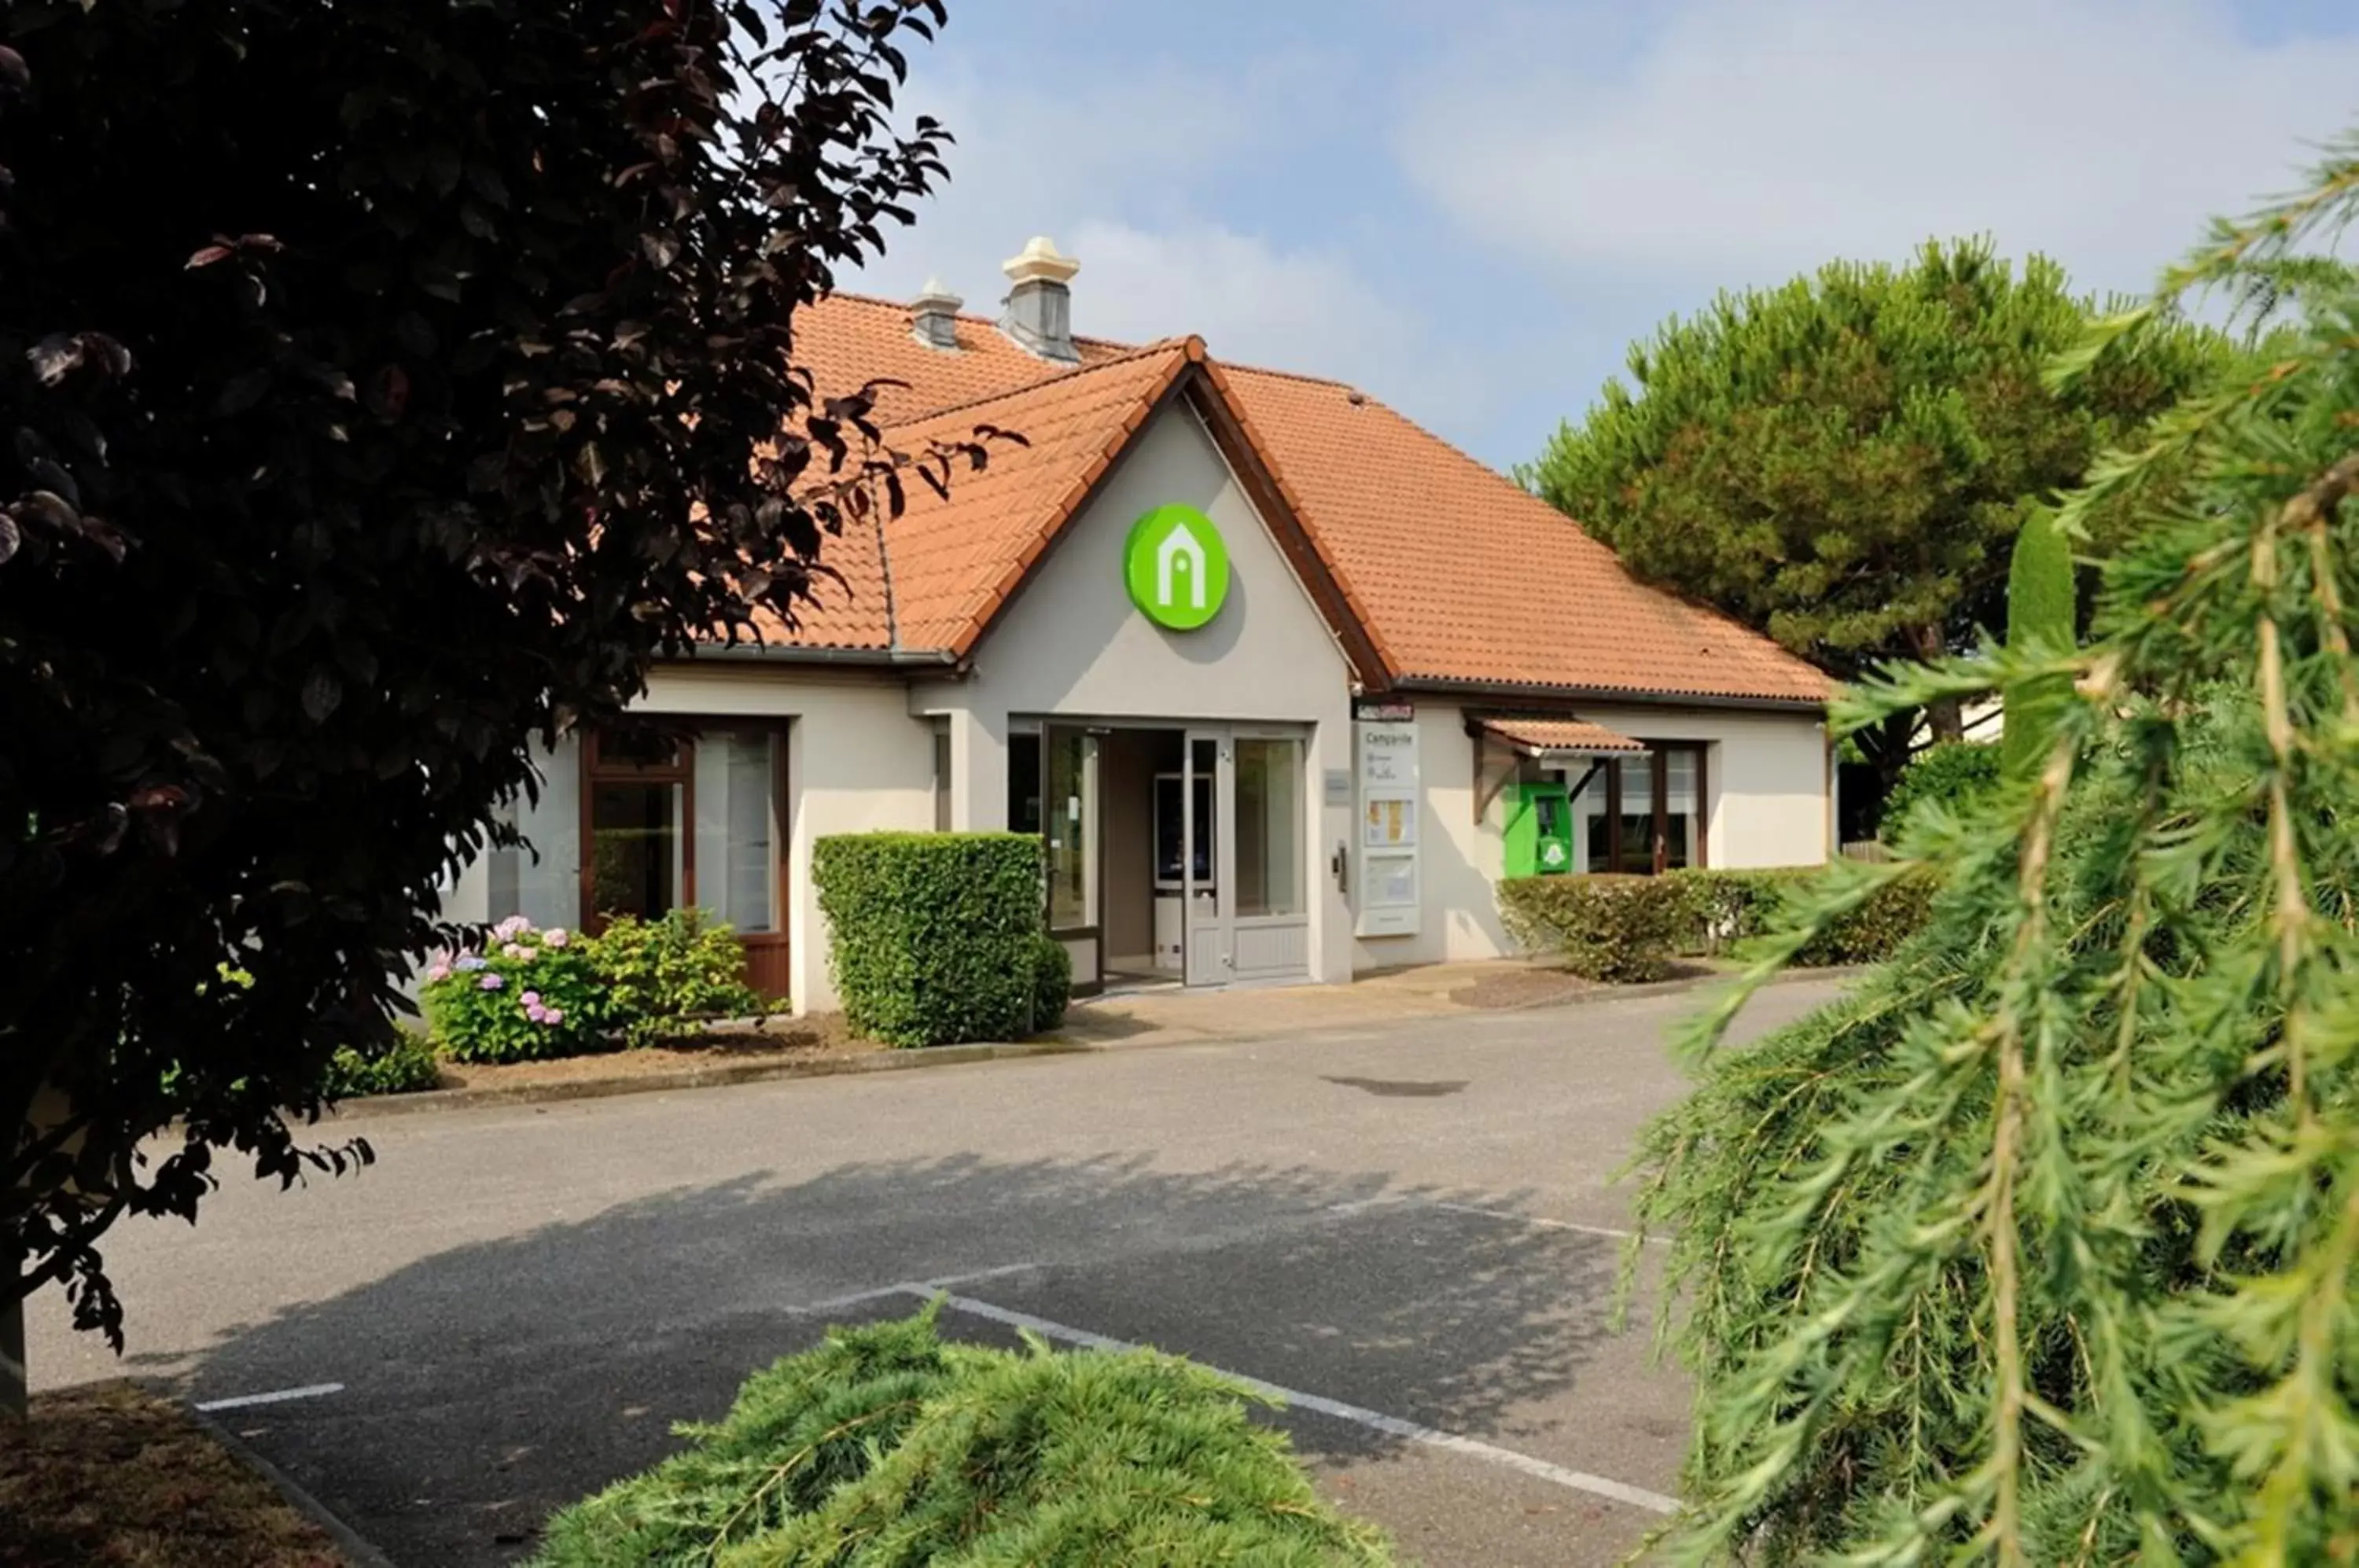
[1044,725,1103,995]
[1229,731,1312,980]
[1182,730,1233,986]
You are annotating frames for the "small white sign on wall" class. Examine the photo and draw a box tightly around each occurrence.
[1353,716,1420,937]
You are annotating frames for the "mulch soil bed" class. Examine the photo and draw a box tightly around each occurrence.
[428,1011,881,1094]
[0,1381,348,1567]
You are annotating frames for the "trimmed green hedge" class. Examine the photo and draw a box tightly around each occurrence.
[1500,874,1685,981]
[1500,865,1936,980]
[532,1305,1394,1566]
[813,832,1051,1047]
[1031,933,1072,1033]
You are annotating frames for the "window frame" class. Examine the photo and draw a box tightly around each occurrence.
[1588,740,1709,875]
[576,721,788,936]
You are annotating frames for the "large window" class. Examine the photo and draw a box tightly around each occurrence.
[588,731,688,923]
[1235,737,1303,917]
[1579,742,1708,876]
[693,731,779,933]
[486,724,781,934]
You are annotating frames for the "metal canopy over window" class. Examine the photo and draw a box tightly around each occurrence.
[1468,713,1706,874]
[1468,714,1647,824]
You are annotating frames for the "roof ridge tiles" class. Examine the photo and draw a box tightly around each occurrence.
[878,337,1199,431]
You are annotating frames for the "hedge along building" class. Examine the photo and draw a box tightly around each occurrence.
[441,238,1834,1013]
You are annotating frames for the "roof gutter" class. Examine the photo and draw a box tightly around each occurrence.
[674,642,962,670]
[1395,675,1826,715]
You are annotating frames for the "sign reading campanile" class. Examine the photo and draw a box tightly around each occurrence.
[1124,504,1231,630]
[1352,700,1419,937]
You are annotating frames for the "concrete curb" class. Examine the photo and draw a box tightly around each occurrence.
[333,964,1868,1120]
[332,1036,1095,1120]
[178,1397,398,1568]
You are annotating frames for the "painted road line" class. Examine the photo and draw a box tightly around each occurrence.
[1425,1200,1656,1244]
[791,1262,1044,1318]
[918,1262,1041,1290]
[914,1289,1680,1517]
[193,1382,345,1413]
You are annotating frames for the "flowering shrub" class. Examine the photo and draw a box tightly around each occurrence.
[580,908,764,1047]
[422,917,607,1063]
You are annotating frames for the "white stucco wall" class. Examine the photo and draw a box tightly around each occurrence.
[638,664,933,1013]
[1352,700,1831,970]
[912,398,1359,986]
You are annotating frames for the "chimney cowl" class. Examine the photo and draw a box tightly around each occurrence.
[999,236,1080,363]
[910,277,963,352]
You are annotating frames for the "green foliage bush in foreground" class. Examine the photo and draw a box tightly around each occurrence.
[582,908,765,1047]
[814,833,1052,1047]
[1624,136,2359,1563]
[532,1305,1394,1567]
[1499,865,1934,981]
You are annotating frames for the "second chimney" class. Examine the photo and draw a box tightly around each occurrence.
[910,277,963,352]
[1000,236,1081,363]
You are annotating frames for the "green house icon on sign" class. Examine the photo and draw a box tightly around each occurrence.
[1124,504,1231,630]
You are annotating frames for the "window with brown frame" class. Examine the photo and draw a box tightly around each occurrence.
[1577,742,1709,875]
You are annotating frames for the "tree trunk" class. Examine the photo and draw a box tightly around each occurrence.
[1855,709,1919,838]
[1909,624,1965,742]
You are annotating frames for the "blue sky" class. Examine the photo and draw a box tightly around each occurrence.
[850,0,2359,469]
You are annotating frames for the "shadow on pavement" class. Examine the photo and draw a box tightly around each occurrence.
[163,1152,1618,1566]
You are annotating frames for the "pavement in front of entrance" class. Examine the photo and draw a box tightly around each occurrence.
[26,976,1845,1568]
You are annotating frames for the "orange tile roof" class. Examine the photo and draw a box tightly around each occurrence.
[1212,366,1827,705]
[874,340,1196,655]
[761,293,1828,707]
[1478,716,1647,756]
[793,292,1130,426]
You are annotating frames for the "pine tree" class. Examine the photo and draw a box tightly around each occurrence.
[1627,128,2359,1565]
[532,1305,1397,1567]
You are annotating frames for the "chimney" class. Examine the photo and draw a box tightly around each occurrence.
[999,236,1081,363]
[909,277,963,352]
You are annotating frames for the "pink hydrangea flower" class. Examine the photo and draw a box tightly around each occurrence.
[524,1003,550,1024]
[542,928,569,948]
[494,915,531,940]
[425,963,452,985]
[520,991,541,1008]
[543,1007,564,1025]
[479,973,506,991]
[502,943,533,961]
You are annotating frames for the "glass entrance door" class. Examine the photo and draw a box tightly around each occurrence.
[1044,726,1102,993]
[1182,730,1235,987]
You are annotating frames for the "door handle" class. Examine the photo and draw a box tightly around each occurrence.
[1331,841,1349,895]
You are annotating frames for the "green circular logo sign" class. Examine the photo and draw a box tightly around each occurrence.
[1124,504,1231,631]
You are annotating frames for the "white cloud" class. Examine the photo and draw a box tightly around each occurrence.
[848,57,1485,419]
[1400,0,2359,298]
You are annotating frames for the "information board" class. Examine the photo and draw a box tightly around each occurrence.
[1353,713,1420,937]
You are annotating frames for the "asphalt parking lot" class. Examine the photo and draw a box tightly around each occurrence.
[28,977,1841,1566]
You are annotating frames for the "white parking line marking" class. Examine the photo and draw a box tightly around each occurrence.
[1425,1201,1656,1244]
[912,1290,1680,1516]
[918,1262,1040,1289]
[193,1382,344,1412]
